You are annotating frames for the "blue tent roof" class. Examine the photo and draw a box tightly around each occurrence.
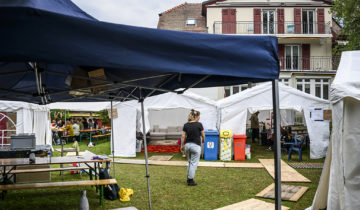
[0,0,279,104]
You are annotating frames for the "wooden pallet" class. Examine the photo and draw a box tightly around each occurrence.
[148,155,173,161]
[256,183,308,201]
[259,159,311,183]
[215,198,289,210]
[224,163,264,168]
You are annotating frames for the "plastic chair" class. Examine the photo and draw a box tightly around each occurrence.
[288,135,306,162]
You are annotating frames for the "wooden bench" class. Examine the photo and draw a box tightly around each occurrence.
[0,179,117,209]
[61,135,75,144]
[6,166,89,174]
[92,133,111,141]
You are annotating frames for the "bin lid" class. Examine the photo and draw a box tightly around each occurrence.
[205,129,219,135]
[233,134,247,139]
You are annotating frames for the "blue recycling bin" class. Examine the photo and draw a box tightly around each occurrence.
[204,130,219,161]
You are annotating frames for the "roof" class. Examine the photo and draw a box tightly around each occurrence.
[160,3,186,15]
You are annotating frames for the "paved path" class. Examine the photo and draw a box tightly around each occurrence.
[114,158,264,168]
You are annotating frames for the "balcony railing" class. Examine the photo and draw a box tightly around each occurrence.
[279,56,340,71]
[213,21,331,35]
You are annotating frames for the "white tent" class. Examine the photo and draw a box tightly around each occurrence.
[0,100,51,146]
[49,102,110,112]
[217,82,330,159]
[112,91,218,157]
[309,51,360,210]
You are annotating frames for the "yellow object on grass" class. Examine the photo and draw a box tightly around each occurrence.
[119,188,134,202]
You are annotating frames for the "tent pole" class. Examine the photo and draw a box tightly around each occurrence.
[111,100,115,178]
[272,79,282,210]
[140,89,152,210]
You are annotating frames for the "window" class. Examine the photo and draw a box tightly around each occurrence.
[240,85,248,91]
[186,18,197,26]
[302,10,315,34]
[280,78,290,86]
[315,79,330,100]
[224,84,250,97]
[263,10,275,34]
[285,45,300,70]
[296,78,331,99]
[296,79,310,94]
[233,86,239,94]
[224,86,231,97]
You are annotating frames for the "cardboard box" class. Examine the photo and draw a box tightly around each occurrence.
[323,109,332,120]
[88,68,108,94]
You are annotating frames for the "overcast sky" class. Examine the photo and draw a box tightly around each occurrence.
[72,0,204,28]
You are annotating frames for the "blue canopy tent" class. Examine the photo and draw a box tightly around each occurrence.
[0,0,282,209]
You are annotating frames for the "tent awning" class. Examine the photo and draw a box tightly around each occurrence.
[0,0,279,104]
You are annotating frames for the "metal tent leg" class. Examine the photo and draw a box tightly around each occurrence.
[140,91,152,210]
[272,79,282,210]
[111,100,115,177]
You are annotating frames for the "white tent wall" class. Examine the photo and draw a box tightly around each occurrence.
[113,104,137,157]
[16,108,33,134]
[148,108,190,129]
[0,100,51,146]
[48,102,110,112]
[33,110,52,145]
[113,91,218,157]
[218,82,330,159]
[309,51,360,210]
[303,108,330,159]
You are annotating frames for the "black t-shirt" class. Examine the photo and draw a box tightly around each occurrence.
[83,121,88,129]
[183,122,204,146]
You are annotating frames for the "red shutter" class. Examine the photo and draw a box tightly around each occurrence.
[222,9,236,34]
[317,8,325,34]
[278,44,284,70]
[229,9,236,34]
[254,8,261,34]
[294,8,301,34]
[277,9,284,34]
[302,44,310,70]
[222,9,228,34]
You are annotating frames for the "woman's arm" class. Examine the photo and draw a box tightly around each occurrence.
[201,130,205,143]
[180,131,186,152]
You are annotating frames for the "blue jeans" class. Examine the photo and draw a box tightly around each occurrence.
[185,143,201,179]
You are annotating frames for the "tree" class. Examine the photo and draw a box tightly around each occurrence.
[50,109,70,121]
[331,0,360,51]
[96,109,110,126]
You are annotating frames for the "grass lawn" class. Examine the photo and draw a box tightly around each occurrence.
[0,138,324,210]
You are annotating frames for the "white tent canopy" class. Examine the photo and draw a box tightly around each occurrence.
[310,51,360,210]
[0,100,51,146]
[217,82,330,159]
[113,91,218,157]
[48,102,110,112]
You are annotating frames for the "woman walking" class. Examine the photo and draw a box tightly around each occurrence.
[181,109,205,186]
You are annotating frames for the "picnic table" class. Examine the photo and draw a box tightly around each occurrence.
[1,156,111,183]
[0,156,113,209]
[79,129,100,142]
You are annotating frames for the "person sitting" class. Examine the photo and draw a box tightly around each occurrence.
[82,118,88,129]
[73,119,80,141]
[88,119,94,130]
[64,120,74,136]
[55,119,64,129]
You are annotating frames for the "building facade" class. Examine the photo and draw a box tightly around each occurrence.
[158,0,336,100]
